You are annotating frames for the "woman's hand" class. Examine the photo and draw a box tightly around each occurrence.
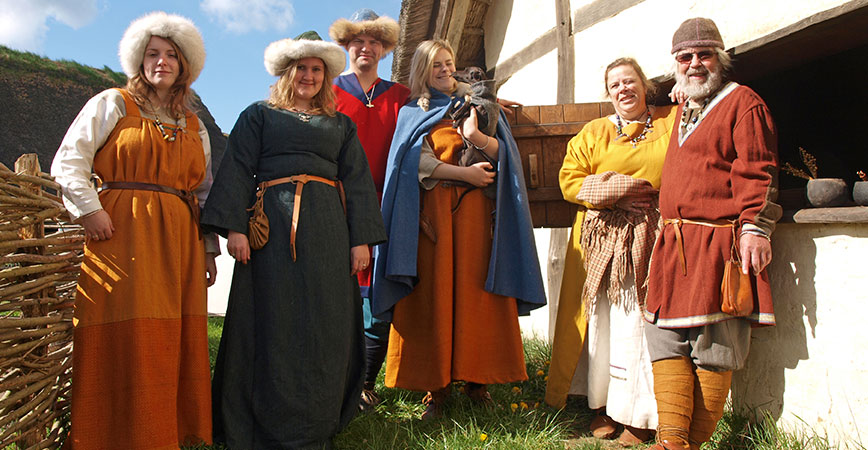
[205,253,218,287]
[227,231,251,264]
[457,107,482,141]
[669,84,688,104]
[462,162,496,187]
[80,209,115,241]
[615,194,655,214]
[350,244,370,276]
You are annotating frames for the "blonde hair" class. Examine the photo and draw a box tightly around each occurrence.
[125,37,194,119]
[603,57,657,100]
[408,39,456,100]
[267,58,337,116]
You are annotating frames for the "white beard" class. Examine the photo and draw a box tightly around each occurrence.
[675,67,724,102]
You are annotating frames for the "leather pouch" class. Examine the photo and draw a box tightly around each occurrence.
[247,188,269,250]
[720,226,754,316]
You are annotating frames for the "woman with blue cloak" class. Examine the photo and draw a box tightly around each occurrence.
[371,39,546,420]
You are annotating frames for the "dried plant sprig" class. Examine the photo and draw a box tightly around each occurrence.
[782,162,812,181]
[798,147,818,179]
[858,170,868,182]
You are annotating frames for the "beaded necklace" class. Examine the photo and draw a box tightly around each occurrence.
[615,108,653,148]
[146,98,182,142]
[289,107,312,123]
[680,97,711,133]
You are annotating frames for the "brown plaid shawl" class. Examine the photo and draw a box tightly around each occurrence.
[577,171,662,313]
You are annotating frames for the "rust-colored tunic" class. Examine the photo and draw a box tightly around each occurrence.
[645,83,781,329]
[384,122,527,391]
[68,90,211,449]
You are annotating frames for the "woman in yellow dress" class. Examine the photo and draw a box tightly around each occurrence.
[52,12,216,448]
[545,57,677,446]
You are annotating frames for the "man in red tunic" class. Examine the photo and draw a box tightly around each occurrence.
[329,8,410,411]
[644,18,782,450]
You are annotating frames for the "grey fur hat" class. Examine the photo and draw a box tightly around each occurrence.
[118,11,206,82]
[264,31,346,76]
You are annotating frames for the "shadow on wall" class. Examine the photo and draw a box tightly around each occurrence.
[732,223,816,421]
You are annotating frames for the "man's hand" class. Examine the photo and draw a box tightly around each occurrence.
[739,233,772,275]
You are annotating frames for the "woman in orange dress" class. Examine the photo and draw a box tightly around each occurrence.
[51,11,216,449]
[372,40,546,420]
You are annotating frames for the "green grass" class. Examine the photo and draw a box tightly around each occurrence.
[186,317,856,450]
[0,45,126,87]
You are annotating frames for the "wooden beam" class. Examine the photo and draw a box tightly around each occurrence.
[571,0,645,35]
[446,0,472,51]
[432,0,451,40]
[492,0,645,85]
[492,27,558,82]
[555,0,574,104]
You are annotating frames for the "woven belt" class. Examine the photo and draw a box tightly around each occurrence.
[662,218,735,275]
[258,175,345,261]
[100,181,202,239]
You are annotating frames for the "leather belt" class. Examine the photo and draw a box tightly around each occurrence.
[662,218,735,275]
[100,181,202,239]
[258,175,345,261]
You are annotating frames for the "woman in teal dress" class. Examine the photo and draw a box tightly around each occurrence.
[201,31,386,449]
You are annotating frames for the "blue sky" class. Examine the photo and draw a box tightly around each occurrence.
[0,0,402,132]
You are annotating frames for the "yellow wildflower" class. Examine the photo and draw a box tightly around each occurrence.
[511,386,522,394]
[479,433,488,441]
[535,369,545,376]
[510,403,518,412]
[520,401,528,410]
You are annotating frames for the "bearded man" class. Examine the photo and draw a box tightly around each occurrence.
[643,18,782,450]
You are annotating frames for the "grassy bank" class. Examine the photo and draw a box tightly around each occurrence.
[190,316,852,450]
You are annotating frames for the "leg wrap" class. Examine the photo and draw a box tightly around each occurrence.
[688,369,732,448]
[652,356,693,447]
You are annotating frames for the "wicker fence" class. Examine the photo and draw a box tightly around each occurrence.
[0,154,82,449]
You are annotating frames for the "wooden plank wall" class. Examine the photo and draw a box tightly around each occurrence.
[507,102,614,228]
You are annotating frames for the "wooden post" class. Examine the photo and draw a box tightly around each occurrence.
[546,0,576,341]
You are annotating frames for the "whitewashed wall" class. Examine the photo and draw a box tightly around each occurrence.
[485,0,851,106]
[734,223,868,447]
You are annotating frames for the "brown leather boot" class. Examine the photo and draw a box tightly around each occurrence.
[420,385,451,421]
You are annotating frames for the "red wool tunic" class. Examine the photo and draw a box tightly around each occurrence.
[645,83,781,329]
[334,73,409,290]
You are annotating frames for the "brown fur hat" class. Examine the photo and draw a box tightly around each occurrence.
[329,8,399,56]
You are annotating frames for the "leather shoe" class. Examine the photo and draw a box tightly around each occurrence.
[589,413,619,439]
[617,426,655,446]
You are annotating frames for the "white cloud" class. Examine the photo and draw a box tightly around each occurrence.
[201,0,294,34]
[0,0,98,51]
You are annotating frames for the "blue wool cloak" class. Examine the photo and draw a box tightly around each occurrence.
[371,87,547,320]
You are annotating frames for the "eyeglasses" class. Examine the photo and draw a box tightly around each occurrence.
[675,50,715,64]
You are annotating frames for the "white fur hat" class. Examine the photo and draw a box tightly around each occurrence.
[329,9,400,55]
[264,31,346,77]
[118,11,206,82]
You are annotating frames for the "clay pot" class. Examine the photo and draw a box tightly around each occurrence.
[806,178,848,207]
[854,181,868,206]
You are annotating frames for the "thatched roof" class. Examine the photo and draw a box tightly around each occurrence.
[391,0,491,84]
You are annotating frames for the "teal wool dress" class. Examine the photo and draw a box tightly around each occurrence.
[202,102,386,449]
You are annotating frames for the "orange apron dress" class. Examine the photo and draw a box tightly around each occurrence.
[67,89,211,449]
[384,121,527,391]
